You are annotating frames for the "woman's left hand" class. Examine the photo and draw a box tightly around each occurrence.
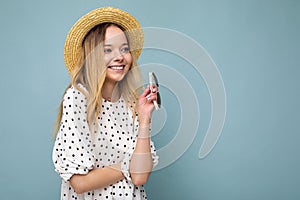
[137,85,158,125]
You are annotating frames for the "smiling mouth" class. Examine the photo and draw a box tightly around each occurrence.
[107,65,125,70]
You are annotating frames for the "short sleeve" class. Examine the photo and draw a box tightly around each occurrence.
[149,139,159,168]
[52,86,95,182]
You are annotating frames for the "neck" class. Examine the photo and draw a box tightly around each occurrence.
[102,80,120,102]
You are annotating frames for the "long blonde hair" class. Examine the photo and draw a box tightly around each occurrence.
[53,23,143,137]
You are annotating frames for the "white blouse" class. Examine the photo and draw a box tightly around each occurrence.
[52,85,158,200]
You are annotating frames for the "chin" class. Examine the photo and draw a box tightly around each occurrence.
[106,74,126,83]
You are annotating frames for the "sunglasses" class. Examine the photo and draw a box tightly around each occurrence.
[149,72,161,110]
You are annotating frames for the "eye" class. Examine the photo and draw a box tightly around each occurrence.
[121,46,130,54]
[104,48,112,54]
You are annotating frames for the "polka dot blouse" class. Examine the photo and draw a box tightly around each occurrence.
[52,85,159,200]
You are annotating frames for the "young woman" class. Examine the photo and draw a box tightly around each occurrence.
[52,7,159,200]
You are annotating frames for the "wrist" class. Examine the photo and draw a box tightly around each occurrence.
[138,116,151,126]
[137,124,151,139]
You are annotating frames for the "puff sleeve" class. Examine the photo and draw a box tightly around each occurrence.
[52,86,95,182]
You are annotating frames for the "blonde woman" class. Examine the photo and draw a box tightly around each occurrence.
[52,7,159,200]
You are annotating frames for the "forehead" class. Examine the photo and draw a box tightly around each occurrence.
[104,25,128,44]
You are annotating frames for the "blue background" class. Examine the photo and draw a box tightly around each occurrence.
[0,0,299,199]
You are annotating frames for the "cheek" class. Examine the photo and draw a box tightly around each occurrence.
[104,55,111,66]
[125,54,133,66]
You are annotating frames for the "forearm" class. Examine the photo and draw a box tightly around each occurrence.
[128,85,158,185]
[70,163,124,194]
[129,120,154,185]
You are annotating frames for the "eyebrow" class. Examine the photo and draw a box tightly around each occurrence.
[104,43,129,47]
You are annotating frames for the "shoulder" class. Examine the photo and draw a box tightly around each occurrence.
[64,84,87,98]
[63,84,87,106]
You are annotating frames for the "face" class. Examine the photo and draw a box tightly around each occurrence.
[103,25,132,84]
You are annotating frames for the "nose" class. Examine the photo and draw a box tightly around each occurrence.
[112,50,124,61]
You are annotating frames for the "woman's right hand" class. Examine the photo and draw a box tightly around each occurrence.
[136,85,158,125]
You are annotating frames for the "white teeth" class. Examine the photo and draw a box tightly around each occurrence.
[110,65,124,70]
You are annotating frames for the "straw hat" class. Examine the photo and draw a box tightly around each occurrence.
[64,7,144,74]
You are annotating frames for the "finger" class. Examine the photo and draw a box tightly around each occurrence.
[140,85,151,98]
[146,93,157,102]
[146,94,151,101]
[150,85,158,93]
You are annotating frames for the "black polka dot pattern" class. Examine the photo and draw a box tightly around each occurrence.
[53,85,158,199]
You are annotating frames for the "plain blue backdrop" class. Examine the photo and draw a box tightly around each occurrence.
[0,0,299,199]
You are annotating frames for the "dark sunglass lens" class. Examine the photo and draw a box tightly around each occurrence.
[156,92,161,106]
[152,73,159,87]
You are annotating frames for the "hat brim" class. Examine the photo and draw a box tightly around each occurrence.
[64,7,144,74]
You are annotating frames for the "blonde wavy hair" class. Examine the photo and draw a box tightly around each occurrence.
[53,23,143,137]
